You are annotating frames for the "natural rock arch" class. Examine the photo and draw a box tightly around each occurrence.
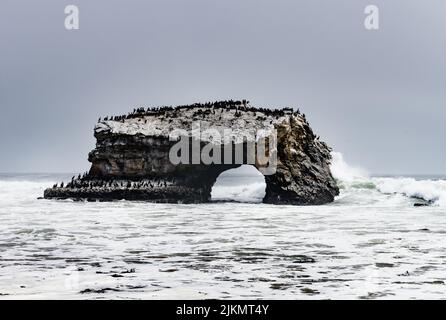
[44,101,339,205]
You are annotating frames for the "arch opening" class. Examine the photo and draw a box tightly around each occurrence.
[210,165,266,203]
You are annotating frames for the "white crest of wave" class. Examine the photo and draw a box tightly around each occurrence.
[211,182,266,203]
[374,177,446,207]
[330,151,446,207]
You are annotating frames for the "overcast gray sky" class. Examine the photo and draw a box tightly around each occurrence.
[1,0,445,174]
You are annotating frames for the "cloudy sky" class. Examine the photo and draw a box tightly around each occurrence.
[1,0,445,174]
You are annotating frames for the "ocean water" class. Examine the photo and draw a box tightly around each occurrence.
[1,154,446,299]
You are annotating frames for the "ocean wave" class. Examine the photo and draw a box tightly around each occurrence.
[0,180,49,204]
[211,182,266,203]
[374,177,446,206]
[330,152,369,183]
[330,151,446,206]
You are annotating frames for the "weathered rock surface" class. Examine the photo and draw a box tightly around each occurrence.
[44,100,339,204]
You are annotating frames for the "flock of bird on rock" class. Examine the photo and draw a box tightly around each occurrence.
[97,99,304,123]
[53,174,176,190]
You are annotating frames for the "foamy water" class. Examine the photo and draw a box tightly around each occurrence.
[1,156,446,299]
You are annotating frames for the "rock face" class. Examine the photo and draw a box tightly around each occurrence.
[44,100,339,204]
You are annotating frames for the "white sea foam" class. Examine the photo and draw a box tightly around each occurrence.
[211,182,266,203]
[330,151,446,206]
[1,171,446,299]
[374,177,446,206]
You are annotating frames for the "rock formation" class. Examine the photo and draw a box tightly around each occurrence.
[44,100,339,204]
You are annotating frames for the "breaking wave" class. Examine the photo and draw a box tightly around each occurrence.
[374,177,446,207]
[330,152,446,207]
[211,182,266,203]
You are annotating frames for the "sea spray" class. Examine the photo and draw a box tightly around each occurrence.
[330,152,369,183]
